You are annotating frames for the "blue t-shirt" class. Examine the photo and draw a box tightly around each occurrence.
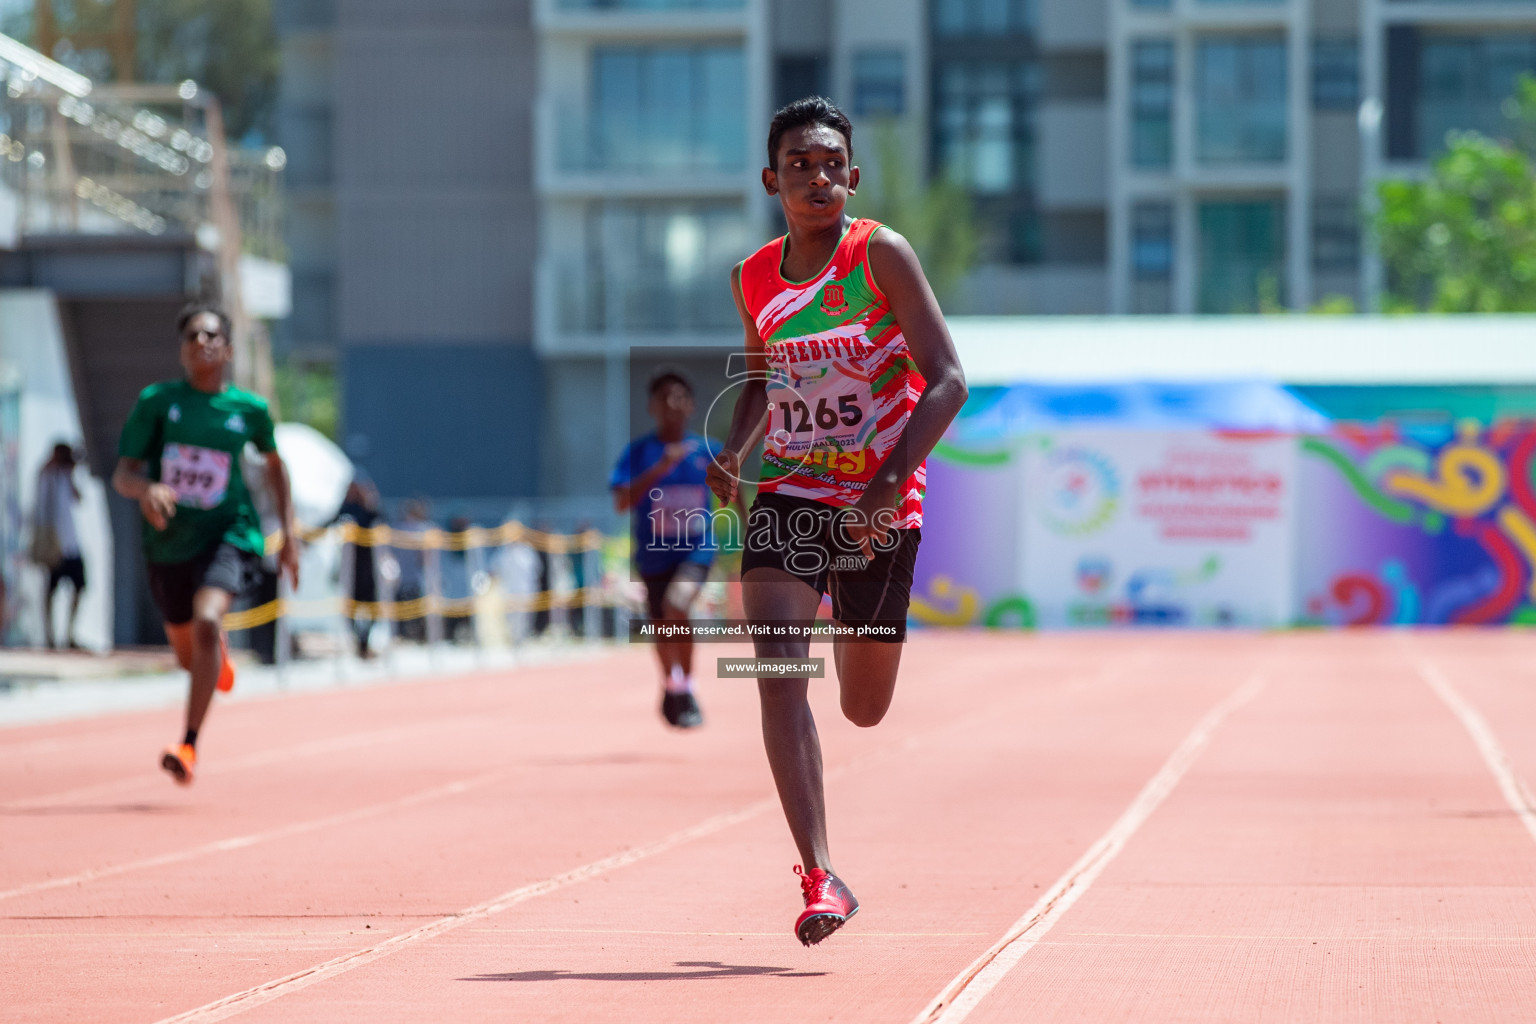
[610,432,719,577]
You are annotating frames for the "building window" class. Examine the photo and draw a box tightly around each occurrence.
[1417,34,1536,157]
[933,59,1040,261]
[1132,201,1173,314]
[934,60,1038,195]
[932,0,1033,37]
[1197,198,1285,313]
[1131,40,1173,168]
[1312,197,1360,272]
[852,50,906,116]
[589,46,746,172]
[562,202,749,333]
[776,54,827,108]
[1196,37,1287,163]
[1313,40,1359,111]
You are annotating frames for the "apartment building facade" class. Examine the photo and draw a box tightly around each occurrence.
[278,0,1536,503]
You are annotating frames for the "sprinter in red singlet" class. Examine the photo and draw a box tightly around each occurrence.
[706,97,968,945]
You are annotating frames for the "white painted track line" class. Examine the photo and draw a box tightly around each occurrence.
[910,674,1267,1024]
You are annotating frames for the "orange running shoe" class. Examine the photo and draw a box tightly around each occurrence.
[160,744,196,786]
[216,633,235,693]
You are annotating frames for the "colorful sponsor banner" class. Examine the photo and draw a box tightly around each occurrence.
[1021,431,1295,628]
[1296,422,1536,626]
[911,430,1297,629]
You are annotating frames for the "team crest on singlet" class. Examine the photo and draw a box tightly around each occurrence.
[820,284,848,316]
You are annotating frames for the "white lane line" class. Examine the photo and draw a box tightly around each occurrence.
[1417,655,1536,846]
[910,674,1267,1024]
[0,771,509,903]
[149,796,780,1024]
[145,645,1164,1023]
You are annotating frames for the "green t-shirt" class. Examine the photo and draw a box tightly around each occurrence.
[117,379,277,565]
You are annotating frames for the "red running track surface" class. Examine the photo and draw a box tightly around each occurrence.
[4,631,1536,1023]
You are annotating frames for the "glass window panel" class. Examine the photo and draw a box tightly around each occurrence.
[853,50,906,116]
[588,46,745,172]
[1418,34,1536,154]
[1132,202,1173,279]
[1197,37,1287,163]
[1198,199,1285,313]
[1313,40,1359,111]
[932,0,1033,37]
[1132,40,1173,168]
[933,59,1037,194]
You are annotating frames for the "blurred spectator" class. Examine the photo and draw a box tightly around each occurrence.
[33,442,84,650]
[335,479,386,658]
[442,516,475,643]
[394,499,433,643]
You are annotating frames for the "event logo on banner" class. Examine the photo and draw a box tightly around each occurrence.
[1037,447,1119,536]
[1021,431,1297,628]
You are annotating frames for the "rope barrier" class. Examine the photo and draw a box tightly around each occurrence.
[222,587,619,632]
[226,519,622,632]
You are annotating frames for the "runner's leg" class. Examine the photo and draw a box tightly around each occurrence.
[184,586,234,737]
[744,565,832,871]
[831,640,902,727]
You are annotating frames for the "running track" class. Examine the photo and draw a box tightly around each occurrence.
[5,631,1536,1023]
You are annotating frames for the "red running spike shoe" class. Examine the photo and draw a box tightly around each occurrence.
[794,865,859,946]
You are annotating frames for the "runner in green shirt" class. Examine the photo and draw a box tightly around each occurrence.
[112,303,300,786]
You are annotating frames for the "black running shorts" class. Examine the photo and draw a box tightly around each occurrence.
[641,559,710,621]
[146,541,259,626]
[740,491,919,642]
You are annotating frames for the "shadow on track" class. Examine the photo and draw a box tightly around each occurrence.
[0,803,186,816]
[460,961,828,982]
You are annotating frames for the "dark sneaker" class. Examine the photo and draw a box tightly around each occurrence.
[794,865,859,946]
[661,691,704,729]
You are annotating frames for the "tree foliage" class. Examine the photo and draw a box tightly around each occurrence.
[1376,74,1536,312]
[850,120,978,306]
[4,0,276,144]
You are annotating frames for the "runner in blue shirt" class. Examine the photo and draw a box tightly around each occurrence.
[611,369,741,728]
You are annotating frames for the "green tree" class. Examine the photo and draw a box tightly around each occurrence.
[1375,74,1536,312]
[135,0,276,144]
[850,120,979,306]
[3,1,276,144]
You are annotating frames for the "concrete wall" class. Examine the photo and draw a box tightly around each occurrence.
[332,2,542,498]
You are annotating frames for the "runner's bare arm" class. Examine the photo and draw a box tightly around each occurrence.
[707,266,773,505]
[265,451,301,587]
[112,456,177,531]
[844,228,968,550]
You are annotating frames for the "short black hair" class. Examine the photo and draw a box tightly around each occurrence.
[648,367,693,398]
[767,96,853,171]
[176,300,232,342]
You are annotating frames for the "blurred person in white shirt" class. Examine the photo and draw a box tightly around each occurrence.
[34,442,85,650]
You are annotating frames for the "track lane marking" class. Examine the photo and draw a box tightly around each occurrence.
[0,770,509,903]
[147,646,1165,1023]
[1416,654,1536,846]
[910,674,1266,1024]
[147,796,781,1024]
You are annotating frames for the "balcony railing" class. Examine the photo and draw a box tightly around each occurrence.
[552,104,747,176]
[549,259,740,336]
